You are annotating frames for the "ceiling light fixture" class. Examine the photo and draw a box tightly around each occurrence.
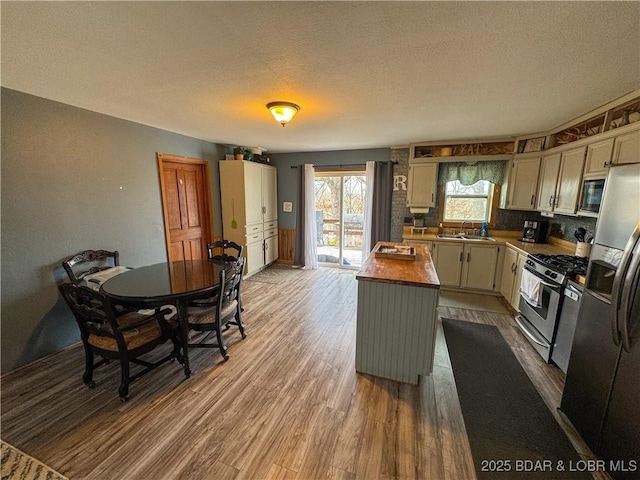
[266,101,300,127]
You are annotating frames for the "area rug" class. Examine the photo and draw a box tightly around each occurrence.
[441,319,590,479]
[439,291,509,314]
[245,265,295,284]
[1,440,68,480]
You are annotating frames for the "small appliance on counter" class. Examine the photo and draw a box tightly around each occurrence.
[522,220,549,243]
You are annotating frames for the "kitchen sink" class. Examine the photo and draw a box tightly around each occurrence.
[436,233,497,242]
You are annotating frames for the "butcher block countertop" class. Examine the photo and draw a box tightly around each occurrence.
[356,242,440,289]
[402,227,577,257]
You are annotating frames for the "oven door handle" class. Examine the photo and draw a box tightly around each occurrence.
[516,315,548,347]
[522,266,563,292]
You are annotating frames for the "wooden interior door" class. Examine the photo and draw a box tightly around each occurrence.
[157,153,213,263]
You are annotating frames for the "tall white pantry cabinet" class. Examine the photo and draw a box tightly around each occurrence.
[219,160,278,275]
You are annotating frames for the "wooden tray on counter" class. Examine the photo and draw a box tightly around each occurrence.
[373,243,416,261]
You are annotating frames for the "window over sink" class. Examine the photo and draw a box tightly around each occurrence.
[440,180,499,227]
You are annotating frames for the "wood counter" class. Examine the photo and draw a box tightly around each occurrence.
[355,242,440,384]
[356,242,440,288]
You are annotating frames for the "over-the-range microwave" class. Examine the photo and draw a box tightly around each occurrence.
[577,177,605,217]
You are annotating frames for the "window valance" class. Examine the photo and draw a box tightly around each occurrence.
[437,160,507,186]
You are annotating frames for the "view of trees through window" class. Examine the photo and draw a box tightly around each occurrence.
[315,176,366,217]
[315,173,366,267]
[444,180,492,222]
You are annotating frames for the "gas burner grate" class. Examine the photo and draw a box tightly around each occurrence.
[530,254,589,277]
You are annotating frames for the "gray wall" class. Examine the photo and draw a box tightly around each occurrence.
[270,148,391,230]
[1,88,225,373]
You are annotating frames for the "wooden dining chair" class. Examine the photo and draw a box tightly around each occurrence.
[190,241,244,309]
[59,282,182,402]
[207,240,243,262]
[62,249,120,284]
[187,257,246,360]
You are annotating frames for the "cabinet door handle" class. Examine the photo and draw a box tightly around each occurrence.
[548,195,553,207]
[459,252,463,262]
[466,252,470,263]
[530,195,534,206]
[431,193,434,202]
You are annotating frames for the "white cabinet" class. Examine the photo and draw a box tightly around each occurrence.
[536,146,586,215]
[219,160,278,275]
[499,246,528,310]
[554,146,586,214]
[612,128,640,165]
[433,242,464,287]
[501,156,540,210]
[536,153,561,213]
[583,137,614,177]
[432,242,499,291]
[461,244,500,291]
[407,162,438,208]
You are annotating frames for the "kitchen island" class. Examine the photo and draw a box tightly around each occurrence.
[355,242,440,384]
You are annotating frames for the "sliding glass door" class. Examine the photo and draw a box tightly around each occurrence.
[314,171,366,268]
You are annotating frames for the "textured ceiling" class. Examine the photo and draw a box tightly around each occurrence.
[2,2,639,153]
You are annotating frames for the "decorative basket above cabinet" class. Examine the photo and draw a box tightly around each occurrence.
[410,139,515,163]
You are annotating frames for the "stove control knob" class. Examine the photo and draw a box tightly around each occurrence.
[551,273,557,279]
[545,270,551,276]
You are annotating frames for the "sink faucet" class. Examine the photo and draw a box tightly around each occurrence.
[460,221,474,235]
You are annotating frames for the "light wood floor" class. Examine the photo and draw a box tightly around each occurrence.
[1,267,605,479]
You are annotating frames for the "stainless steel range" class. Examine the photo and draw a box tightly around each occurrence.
[516,253,588,362]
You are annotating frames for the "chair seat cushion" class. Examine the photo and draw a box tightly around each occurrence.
[88,312,164,352]
[188,299,238,326]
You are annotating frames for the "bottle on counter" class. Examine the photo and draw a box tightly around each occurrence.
[438,223,444,234]
[480,221,489,237]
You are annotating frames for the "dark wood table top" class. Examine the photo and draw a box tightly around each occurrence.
[101,259,228,305]
[356,242,440,289]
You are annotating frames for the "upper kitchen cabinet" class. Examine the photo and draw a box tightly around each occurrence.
[554,146,586,214]
[500,155,540,210]
[407,160,438,209]
[583,137,614,177]
[612,127,640,165]
[536,153,561,213]
[536,146,586,215]
[582,123,640,177]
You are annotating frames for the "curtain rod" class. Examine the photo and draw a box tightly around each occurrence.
[290,160,397,169]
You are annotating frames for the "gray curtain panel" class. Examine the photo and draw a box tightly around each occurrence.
[370,161,394,245]
[294,166,306,266]
[438,160,507,185]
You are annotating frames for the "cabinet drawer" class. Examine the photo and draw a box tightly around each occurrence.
[264,228,278,238]
[263,220,278,230]
[246,224,262,235]
[246,231,264,244]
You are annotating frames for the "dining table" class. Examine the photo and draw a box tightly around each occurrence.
[100,258,230,377]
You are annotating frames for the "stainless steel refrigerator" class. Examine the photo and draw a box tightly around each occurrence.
[561,162,640,479]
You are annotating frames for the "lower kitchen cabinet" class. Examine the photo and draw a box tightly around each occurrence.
[433,242,464,286]
[433,242,500,291]
[499,246,528,309]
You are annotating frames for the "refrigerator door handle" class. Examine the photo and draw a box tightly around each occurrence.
[611,222,640,346]
[619,233,640,352]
